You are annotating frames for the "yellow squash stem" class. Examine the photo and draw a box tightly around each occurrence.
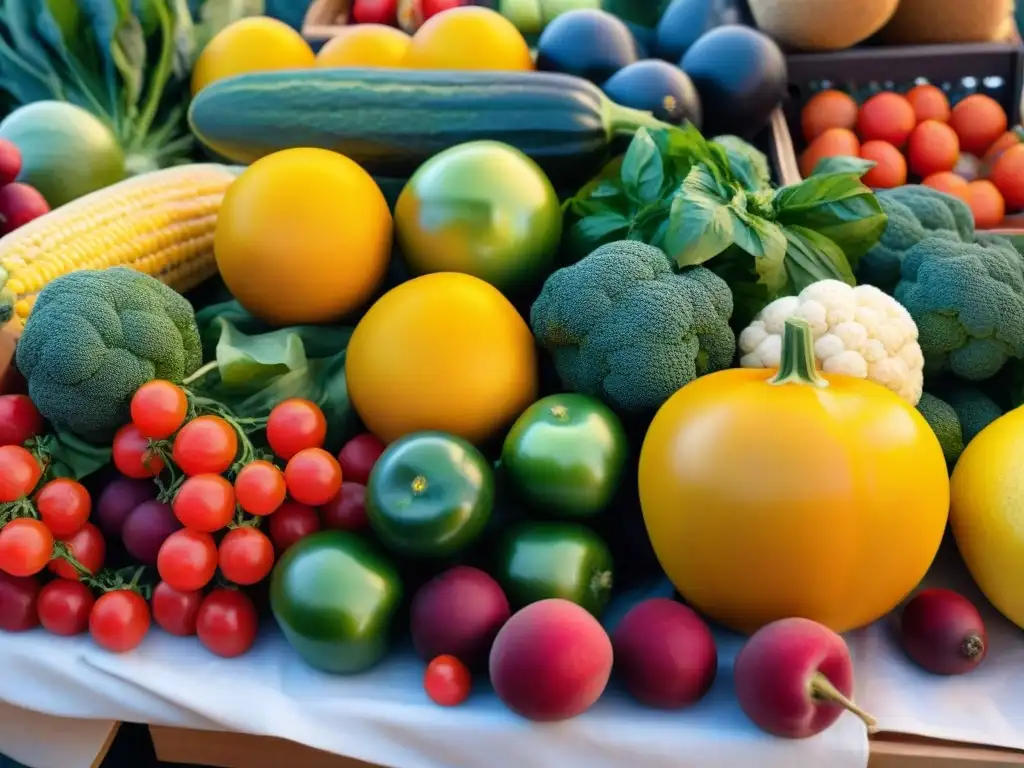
[810,673,878,733]
[769,317,828,388]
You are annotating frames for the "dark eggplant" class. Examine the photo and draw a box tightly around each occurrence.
[680,24,786,138]
[602,60,703,128]
[655,0,752,61]
[536,9,640,83]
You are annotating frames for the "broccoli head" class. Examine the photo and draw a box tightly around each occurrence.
[857,186,974,294]
[530,240,736,411]
[893,236,1024,382]
[16,268,203,442]
[916,392,965,469]
[941,385,1003,444]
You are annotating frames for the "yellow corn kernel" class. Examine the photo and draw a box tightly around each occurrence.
[0,164,240,328]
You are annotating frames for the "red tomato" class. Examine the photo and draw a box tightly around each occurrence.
[49,522,106,580]
[151,581,202,637]
[0,571,39,631]
[36,478,91,538]
[172,474,235,533]
[320,482,369,532]
[266,399,327,460]
[112,424,165,479]
[196,588,258,658]
[0,395,43,447]
[172,415,238,476]
[0,445,42,502]
[218,527,275,586]
[338,434,386,486]
[284,448,342,506]
[131,380,188,440]
[157,529,218,592]
[234,460,287,516]
[89,590,151,653]
[37,579,94,636]
[0,518,53,577]
[423,655,472,706]
[268,501,321,554]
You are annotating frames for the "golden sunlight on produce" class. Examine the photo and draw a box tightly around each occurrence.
[213,147,392,326]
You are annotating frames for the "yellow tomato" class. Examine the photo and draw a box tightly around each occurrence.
[315,24,412,67]
[403,7,534,71]
[346,272,538,444]
[191,16,315,95]
[638,318,949,635]
[214,148,392,326]
[951,406,1024,629]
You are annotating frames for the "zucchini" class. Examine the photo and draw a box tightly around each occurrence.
[187,68,673,179]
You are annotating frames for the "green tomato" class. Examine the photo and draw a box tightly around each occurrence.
[495,521,614,617]
[501,393,627,518]
[394,141,563,296]
[367,431,495,558]
[270,531,403,674]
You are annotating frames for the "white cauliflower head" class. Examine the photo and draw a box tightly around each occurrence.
[738,280,924,405]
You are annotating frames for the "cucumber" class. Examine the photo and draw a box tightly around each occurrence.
[187,68,673,179]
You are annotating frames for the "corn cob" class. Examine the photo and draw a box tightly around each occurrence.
[0,163,240,329]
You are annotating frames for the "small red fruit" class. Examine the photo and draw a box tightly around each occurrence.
[0,139,23,186]
[856,92,916,147]
[0,183,49,235]
[352,0,399,25]
[733,617,876,739]
[37,578,94,636]
[268,500,321,553]
[0,394,43,446]
[900,588,987,675]
[424,655,472,706]
[337,433,386,485]
[320,482,369,532]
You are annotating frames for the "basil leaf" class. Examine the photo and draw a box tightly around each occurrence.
[620,128,665,205]
[812,155,877,178]
[773,172,888,267]
[713,135,773,193]
[783,225,856,293]
[566,210,631,260]
[731,211,788,296]
[663,165,737,268]
[214,320,309,390]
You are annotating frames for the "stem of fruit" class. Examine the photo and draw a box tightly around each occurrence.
[606,101,678,138]
[962,634,985,660]
[810,673,878,733]
[769,317,828,388]
[183,361,218,387]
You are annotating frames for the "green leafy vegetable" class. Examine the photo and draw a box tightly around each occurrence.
[564,126,888,323]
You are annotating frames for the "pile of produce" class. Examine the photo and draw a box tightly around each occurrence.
[3,1,1024,754]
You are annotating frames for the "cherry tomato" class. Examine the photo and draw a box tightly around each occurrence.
[0,518,53,577]
[0,445,42,502]
[172,415,238,476]
[284,448,342,506]
[424,655,472,707]
[112,424,165,479]
[0,571,39,631]
[218,527,274,586]
[196,588,258,658]
[268,501,321,554]
[36,478,91,538]
[320,482,369,532]
[338,434,386,486]
[157,529,218,592]
[172,474,235,533]
[266,398,327,460]
[131,380,188,440]
[37,578,94,636]
[234,460,286,516]
[0,395,43,447]
[89,590,151,653]
[49,522,106,580]
[151,581,202,637]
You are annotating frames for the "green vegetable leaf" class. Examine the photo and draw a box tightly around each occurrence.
[4,0,65,92]
[566,209,631,261]
[214,319,309,390]
[662,165,737,268]
[0,34,57,103]
[783,225,856,292]
[28,431,112,481]
[621,128,665,205]
[812,155,877,178]
[112,13,147,115]
[79,0,127,116]
[731,210,789,295]
[773,172,888,267]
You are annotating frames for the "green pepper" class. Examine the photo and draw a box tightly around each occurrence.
[367,431,494,558]
[501,393,627,518]
[270,531,403,674]
[495,521,614,617]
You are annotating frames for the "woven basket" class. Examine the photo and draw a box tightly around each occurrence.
[748,0,899,51]
[879,0,1015,45]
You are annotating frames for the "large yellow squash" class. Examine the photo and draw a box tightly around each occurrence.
[638,317,949,635]
[950,406,1024,629]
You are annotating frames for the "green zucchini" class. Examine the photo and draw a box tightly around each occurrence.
[187,68,673,179]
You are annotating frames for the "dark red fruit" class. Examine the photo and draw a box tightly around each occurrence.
[0,139,21,186]
[338,433,386,485]
[320,482,369,532]
[0,394,42,446]
[900,588,988,676]
[0,571,39,631]
[0,183,50,235]
[268,500,321,554]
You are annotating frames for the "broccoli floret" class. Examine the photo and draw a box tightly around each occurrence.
[942,385,1003,444]
[916,392,965,468]
[713,135,772,192]
[893,236,1024,382]
[16,268,203,442]
[530,240,736,411]
[857,186,974,294]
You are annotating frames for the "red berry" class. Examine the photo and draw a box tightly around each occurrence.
[0,183,49,235]
[0,139,22,187]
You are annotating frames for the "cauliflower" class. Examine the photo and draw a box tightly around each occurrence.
[738,279,924,405]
